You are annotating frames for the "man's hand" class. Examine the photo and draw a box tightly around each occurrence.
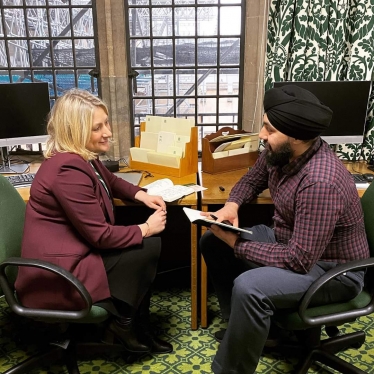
[135,190,167,211]
[201,202,240,227]
[210,224,239,248]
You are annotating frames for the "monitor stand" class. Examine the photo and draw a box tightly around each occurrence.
[0,146,29,174]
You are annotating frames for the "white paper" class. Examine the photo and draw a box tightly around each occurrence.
[130,147,151,162]
[145,115,162,133]
[140,131,158,151]
[157,131,176,154]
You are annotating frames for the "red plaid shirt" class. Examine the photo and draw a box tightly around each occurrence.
[228,138,369,273]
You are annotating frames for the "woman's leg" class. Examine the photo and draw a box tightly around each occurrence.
[101,237,172,353]
[136,290,173,353]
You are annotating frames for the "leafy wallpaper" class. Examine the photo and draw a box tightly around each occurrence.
[265,0,374,162]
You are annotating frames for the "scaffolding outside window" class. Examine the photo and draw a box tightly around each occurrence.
[0,0,99,152]
[0,0,98,100]
[126,0,245,150]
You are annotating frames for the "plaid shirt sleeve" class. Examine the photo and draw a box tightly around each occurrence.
[228,151,270,206]
[233,181,346,273]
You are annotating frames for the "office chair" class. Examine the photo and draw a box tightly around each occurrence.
[267,181,374,373]
[0,175,133,374]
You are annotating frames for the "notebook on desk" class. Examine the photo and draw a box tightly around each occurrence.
[114,172,143,186]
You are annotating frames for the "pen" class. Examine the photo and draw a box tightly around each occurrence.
[209,214,233,226]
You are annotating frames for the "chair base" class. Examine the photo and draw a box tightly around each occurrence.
[3,339,140,374]
[265,327,366,374]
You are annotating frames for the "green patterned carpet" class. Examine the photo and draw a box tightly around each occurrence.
[1,288,373,373]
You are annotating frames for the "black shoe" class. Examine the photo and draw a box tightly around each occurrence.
[141,331,173,354]
[214,329,226,343]
[105,319,150,353]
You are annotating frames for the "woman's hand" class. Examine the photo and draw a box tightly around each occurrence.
[139,207,167,237]
[135,190,166,211]
[200,202,240,227]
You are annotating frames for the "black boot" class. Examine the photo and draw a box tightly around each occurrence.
[137,291,173,354]
[105,318,150,353]
[138,322,173,354]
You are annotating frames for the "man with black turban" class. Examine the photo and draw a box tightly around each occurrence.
[200,85,369,374]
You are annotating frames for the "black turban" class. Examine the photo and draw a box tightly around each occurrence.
[263,85,333,140]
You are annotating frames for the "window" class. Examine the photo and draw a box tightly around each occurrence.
[126,0,245,149]
[0,0,98,103]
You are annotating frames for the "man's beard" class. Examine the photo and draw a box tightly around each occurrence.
[265,140,293,167]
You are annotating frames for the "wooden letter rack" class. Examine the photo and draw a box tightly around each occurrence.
[202,127,259,174]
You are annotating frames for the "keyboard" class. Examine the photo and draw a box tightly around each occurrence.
[351,173,369,186]
[6,173,36,188]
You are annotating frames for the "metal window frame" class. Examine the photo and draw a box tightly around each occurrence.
[125,0,246,145]
[0,0,100,102]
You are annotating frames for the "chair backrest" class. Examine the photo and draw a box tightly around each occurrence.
[0,175,26,293]
[361,182,374,256]
[360,181,374,292]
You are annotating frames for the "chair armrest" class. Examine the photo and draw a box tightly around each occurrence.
[299,258,374,326]
[0,257,93,321]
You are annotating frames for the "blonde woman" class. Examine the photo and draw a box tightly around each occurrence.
[16,89,172,354]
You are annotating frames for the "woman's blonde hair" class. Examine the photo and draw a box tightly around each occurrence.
[44,89,109,161]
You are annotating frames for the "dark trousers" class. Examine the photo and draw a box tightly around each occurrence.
[97,237,161,317]
[200,227,364,374]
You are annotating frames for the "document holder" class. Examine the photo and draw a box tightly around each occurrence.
[130,121,198,178]
[202,127,259,174]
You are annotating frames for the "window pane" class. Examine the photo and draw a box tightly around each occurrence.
[0,41,8,68]
[154,70,173,96]
[134,98,153,119]
[155,98,174,115]
[135,72,152,96]
[198,97,216,124]
[197,7,217,36]
[197,38,217,65]
[26,0,46,4]
[9,40,30,67]
[129,8,150,37]
[3,0,23,6]
[152,8,172,37]
[27,8,49,37]
[199,68,217,94]
[75,38,95,67]
[49,8,71,37]
[176,69,195,96]
[53,40,73,67]
[153,38,173,66]
[56,70,76,93]
[220,6,241,35]
[130,39,151,67]
[175,8,195,36]
[176,39,195,66]
[219,97,238,123]
[31,40,52,67]
[5,9,26,37]
[220,38,240,65]
[73,8,94,37]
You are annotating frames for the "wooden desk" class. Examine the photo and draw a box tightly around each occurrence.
[16,165,200,330]
[199,162,371,328]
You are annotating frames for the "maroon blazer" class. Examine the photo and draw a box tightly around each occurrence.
[15,152,144,310]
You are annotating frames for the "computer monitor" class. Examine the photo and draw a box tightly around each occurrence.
[0,82,50,173]
[273,81,371,144]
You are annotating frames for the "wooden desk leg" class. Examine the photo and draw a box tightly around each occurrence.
[190,205,198,330]
[201,205,209,328]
